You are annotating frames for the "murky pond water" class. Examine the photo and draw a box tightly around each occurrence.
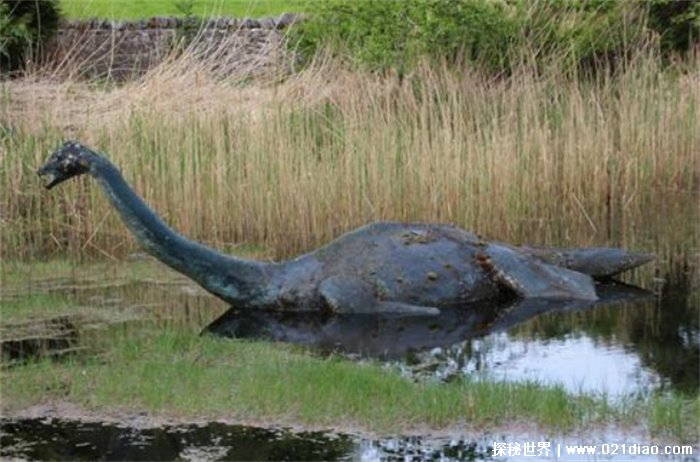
[0,418,357,461]
[2,417,696,461]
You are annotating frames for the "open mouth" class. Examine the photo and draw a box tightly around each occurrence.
[37,167,63,190]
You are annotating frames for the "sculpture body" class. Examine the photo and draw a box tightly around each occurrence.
[38,142,654,314]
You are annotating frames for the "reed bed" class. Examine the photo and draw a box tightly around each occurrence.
[1,48,698,264]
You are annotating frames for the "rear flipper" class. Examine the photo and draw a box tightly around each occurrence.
[486,245,598,300]
[520,246,654,278]
[319,276,440,315]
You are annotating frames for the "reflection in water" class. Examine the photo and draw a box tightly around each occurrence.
[356,438,493,462]
[418,333,660,396]
[2,418,697,462]
[0,418,354,461]
[1,315,81,364]
[204,282,652,359]
[503,260,699,395]
[632,260,699,394]
[204,282,680,396]
[203,273,699,397]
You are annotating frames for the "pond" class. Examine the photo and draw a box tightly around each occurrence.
[2,417,696,461]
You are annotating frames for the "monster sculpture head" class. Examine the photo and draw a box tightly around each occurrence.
[37,141,97,189]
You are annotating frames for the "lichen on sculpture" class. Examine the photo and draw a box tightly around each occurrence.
[38,141,654,315]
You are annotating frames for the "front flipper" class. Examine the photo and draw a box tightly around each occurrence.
[319,276,440,315]
[485,245,598,300]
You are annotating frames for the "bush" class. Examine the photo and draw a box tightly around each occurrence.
[511,0,647,73]
[0,0,61,73]
[289,0,518,74]
[646,0,699,54]
[289,0,694,75]
[0,3,29,67]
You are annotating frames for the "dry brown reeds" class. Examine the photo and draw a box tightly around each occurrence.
[1,44,698,265]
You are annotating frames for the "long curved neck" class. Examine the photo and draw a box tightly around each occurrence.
[90,159,273,305]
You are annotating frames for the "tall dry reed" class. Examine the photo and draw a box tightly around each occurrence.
[1,48,698,267]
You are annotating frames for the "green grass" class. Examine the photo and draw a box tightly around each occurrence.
[2,259,85,287]
[0,293,77,320]
[2,258,178,287]
[59,0,311,20]
[2,327,697,440]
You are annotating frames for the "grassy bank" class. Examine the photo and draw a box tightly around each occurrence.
[3,326,698,441]
[2,51,698,262]
[60,0,310,20]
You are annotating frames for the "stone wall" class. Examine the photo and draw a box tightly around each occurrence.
[45,14,301,80]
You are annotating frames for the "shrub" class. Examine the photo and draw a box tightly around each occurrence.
[289,0,518,74]
[0,3,29,67]
[646,0,699,54]
[289,0,689,75]
[0,0,61,73]
[511,0,647,73]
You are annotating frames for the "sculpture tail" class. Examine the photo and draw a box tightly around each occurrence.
[522,247,655,279]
